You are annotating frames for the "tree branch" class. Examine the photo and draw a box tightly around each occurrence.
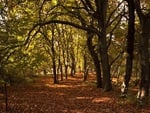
[26,20,101,45]
[106,0,124,26]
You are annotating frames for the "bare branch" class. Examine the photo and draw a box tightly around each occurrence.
[110,50,124,67]
[26,20,101,46]
[106,0,124,26]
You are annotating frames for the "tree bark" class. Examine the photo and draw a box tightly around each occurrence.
[95,0,112,91]
[83,54,88,81]
[51,26,58,84]
[139,29,150,98]
[86,32,102,88]
[124,0,135,91]
[87,32,102,88]
[99,35,112,91]
[134,0,150,98]
[70,53,76,76]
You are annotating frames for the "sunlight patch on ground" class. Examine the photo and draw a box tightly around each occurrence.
[61,109,84,113]
[71,110,85,113]
[76,96,93,100]
[45,83,73,88]
[92,97,111,103]
[57,92,65,96]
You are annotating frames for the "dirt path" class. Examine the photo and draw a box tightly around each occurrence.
[0,75,149,113]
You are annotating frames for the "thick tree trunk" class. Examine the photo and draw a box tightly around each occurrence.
[87,32,102,88]
[134,0,150,99]
[139,32,150,98]
[137,32,150,99]
[95,0,112,91]
[124,0,135,91]
[99,35,112,91]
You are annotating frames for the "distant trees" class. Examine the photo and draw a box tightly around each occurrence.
[28,0,125,91]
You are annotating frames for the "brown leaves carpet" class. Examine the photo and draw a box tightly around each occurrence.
[0,75,149,113]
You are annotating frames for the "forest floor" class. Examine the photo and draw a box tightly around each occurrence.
[0,73,150,113]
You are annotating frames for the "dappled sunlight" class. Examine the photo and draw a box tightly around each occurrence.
[70,110,85,113]
[92,97,111,103]
[61,109,84,113]
[76,96,93,100]
[44,77,87,88]
[1,76,149,113]
[45,83,74,88]
[57,92,66,96]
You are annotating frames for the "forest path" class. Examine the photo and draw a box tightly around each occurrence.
[0,74,149,113]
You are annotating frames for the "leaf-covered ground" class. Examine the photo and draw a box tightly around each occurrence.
[0,74,150,113]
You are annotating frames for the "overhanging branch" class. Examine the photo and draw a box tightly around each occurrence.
[26,20,101,45]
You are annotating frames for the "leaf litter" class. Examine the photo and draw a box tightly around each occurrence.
[0,75,149,113]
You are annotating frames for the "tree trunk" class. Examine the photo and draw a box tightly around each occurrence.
[124,0,135,91]
[70,53,76,76]
[95,0,112,91]
[51,26,58,84]
[134,0,150,99]
[65,65,68,79]
[87,32,102,88]
[52,47,57,84]
[99,35,112,91]
[141,16,150,97]
[60,64,63,81]
[83,54,89,81]
[139,31,150,98]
